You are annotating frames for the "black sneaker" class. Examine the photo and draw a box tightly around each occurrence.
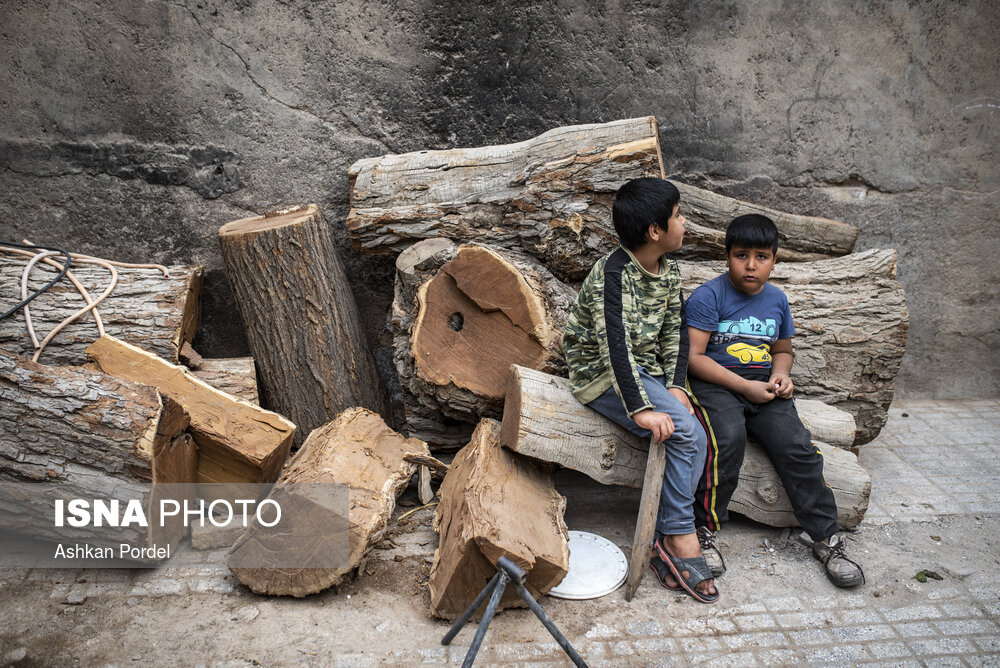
[813,534,865,587]
[697,526,726,578]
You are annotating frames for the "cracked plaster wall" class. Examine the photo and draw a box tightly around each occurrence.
[0,0,997,401]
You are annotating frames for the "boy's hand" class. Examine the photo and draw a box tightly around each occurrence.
[668,387,695,415]
[633,409,675,444]
[769,372,794,399]
[742,380,777,404]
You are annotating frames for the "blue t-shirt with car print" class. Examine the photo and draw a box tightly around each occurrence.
[685,273,795,370]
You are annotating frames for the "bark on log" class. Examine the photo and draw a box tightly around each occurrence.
[680,248,908,444]
[0,351,196,555]
[393,241,576,426]
[730,441,870,530]
[228,407,428,597]
[218,204,388,445]
[86,336,294,489]
[429,418,569,620]
[346,117,858,279]
[0,260,202,365]
[672,183,858,262]
[500,366,869,529]
[190,357,259,405]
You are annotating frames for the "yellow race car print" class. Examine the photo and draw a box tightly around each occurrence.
[726,342,772,364]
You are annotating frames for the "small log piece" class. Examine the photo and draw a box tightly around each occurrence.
[680,249,908,444]
[86,335,294,488]
[0,260,202,365]
[346,117,858,280]
[0,350,196,556]
[501,366,869,529]
[228,407,429,597]
[429,419,569,620]
[190,357,260,405]
[394,241,576,425]
[218,205,388,444]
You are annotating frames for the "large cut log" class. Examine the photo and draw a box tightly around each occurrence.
[86,335,295,489]
[228,407,428,597]
[501,366,869,529]
[218,204,388,445]
[392,240,576,427]
[672,183,858,262]
[429,419,569,620]
[190,357,259,405]
[680,248,908,444]
[390,240,475,448]
[0,260,202,365]
[0,350,196,557]
[346,117,858,280]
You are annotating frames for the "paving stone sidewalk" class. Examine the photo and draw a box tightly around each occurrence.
[1,400,999,667]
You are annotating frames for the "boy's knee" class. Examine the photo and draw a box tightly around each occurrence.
[670,411,704,449]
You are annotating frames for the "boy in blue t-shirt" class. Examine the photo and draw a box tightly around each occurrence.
[685,214,864,588]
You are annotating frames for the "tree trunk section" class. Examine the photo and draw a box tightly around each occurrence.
[0,351,196,556]
[228,407,428,597]
[0,261,202,365]
[429,418,569,620]
[346,117,858,279]
[730,440,870,530]
[500,366,869,529]
[672,183,858,261]
[680,249,908,444]
[190,357,259,405]
[394,242,576,427]
[218,204,388,445]
[86,336,294,490]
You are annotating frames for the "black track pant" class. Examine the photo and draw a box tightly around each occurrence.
[689,370,839,542]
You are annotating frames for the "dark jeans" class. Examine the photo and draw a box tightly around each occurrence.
[689,370,839,542]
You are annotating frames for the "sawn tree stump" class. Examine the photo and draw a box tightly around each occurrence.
[429,418,569,620]
[392,240,576,428]
[219,205,388,445]
[228,407,428,597]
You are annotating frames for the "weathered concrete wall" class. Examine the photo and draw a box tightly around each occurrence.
[1,0,997,400]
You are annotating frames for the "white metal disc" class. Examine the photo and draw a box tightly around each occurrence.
[548,530,628,600]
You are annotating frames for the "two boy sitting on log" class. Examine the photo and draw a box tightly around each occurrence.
[562,178,864,604]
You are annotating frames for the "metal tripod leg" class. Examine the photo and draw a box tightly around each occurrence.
[441,556,588,668]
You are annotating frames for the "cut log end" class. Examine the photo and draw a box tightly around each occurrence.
[218,204,319,238]
[412,246,552,402]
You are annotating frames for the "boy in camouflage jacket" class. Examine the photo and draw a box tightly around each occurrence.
[563,177,717,603]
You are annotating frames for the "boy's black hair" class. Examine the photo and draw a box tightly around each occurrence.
[725,214,779,254]
[612,177,680,251]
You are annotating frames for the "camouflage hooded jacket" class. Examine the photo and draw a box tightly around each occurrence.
[563,246,688,416]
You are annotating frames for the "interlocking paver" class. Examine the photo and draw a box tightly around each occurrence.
[908,637,977,655]
[867,641,912,659]
[788,628,835,645]
[832,624,896,642]
[802,644,871,662]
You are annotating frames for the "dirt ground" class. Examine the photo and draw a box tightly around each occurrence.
[1,468,997,667]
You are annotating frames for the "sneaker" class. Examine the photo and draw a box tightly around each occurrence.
[697,526,726,578]
[812,534,865,587]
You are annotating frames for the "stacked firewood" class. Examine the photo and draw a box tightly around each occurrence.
[0,116,908,611]
[346,116,907,616]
